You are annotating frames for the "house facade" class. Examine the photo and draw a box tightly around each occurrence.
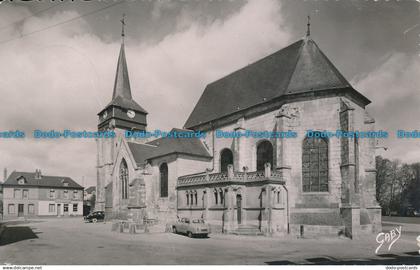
[2,170,84,218]
[84,186,96,215]
[96,25,381,238]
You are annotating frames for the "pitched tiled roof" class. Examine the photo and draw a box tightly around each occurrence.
[85,186,96,194]
[2,171,83,189]
[127,128,212,165]
[126,143,156,165]
[184,38,370,129]
[104,96,147,114]
[100,42,147,115]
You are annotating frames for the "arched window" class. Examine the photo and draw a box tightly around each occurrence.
[256,140,273,171]
[119,159,129,199]
[220,148,233,173]
[186,192,189,205]
[302,135,328,192]
[160,163,168,198]
[219,189,224,205]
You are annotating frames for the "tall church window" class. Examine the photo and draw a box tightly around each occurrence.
[220,148,233,173]
[256,140,273,171]
[194,192,198,205]
[160,163,168,198]
[302,134,328,192]
[120,159,129,199]
[186,191,190,206]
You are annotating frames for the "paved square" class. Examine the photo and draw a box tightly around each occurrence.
[0,217,419,265]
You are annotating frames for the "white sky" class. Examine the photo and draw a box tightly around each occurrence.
[0,0,419,187]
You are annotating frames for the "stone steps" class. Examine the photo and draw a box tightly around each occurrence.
[231,225,264,236]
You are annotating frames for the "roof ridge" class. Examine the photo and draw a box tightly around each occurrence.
[128,141,158,147]
[281,38,306,96]
[205,39,304,88]
[184,37,369,129]
[311,40,351,87]
[9,171,72,179]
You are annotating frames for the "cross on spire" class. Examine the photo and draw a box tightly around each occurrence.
[306,15,311,37]
[120,13,126,43]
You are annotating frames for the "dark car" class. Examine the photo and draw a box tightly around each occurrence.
[84,211,105,223]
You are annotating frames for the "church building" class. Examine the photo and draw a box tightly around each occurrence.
[95,21,381,238]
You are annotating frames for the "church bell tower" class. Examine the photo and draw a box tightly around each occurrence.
[96,15,148,211]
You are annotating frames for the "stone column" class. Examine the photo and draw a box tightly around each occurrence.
[203,188,210,220]
[95,133,115,211]
[223,186,235,233]
[265,184,273,236]
[234,117,246,172]
[227,164,234,179]
[275,110,292,183]
[363,112,382,233]
[339,99,361,239]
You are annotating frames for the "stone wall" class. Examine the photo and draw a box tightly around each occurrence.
[185,95,380,237]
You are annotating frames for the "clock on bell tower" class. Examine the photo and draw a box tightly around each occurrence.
[97,36,148,132]
[95,15,148,212]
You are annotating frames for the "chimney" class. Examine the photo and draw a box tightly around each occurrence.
[3,168,7,182]
[35,169,42,179]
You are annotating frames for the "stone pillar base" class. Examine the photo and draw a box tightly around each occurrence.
[366,206,382,234]
[340,206,361,239]
[95,202,105,212]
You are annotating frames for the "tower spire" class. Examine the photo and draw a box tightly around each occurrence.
[97,13,147,133]
[121,13,126,44]
[112,14,132,100]
[306,15,311,37]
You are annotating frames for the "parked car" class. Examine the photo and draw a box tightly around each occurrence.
[172,218,209,238]
[414,209,420,217]
[84,211,105,223]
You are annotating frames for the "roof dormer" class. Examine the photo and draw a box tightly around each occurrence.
[17,176,27,185]
[62,179,69,187]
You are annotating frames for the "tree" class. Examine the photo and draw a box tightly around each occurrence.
[376,156,393,214]
[376,156,420,216]
[408,163,420,210]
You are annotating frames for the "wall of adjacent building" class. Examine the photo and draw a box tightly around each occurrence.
[2,186,83,218]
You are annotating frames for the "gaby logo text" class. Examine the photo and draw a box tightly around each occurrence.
[376,226,402,254]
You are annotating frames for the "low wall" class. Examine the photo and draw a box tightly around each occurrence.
[0,223,6,240]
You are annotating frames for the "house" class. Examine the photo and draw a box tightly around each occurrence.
[84,186,96,202]
[84,186,96,215]
[95,22,381,238]
[2,169,84,218]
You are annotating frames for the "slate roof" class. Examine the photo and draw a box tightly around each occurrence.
[184,37,370,129]
[104,96,147,114]
[2,171,83,189]
[85,186,96,194]
[99,43,147,115]
[127,128,212,165]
